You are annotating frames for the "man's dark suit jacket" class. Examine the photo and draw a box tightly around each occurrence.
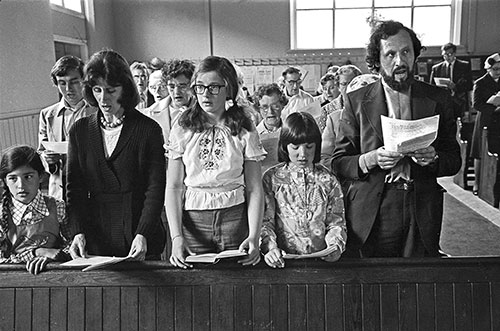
[430,59,473,118]
[470,73,500,157]
[332,80,461,256]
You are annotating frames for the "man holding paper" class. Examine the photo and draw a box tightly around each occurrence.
[38,56,97,200]
[332,21,461,258]
[430,43,473,119]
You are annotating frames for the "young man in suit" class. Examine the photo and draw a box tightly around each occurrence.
[38,55,97,200]
[430,43,473,119]
[332,21,461,257]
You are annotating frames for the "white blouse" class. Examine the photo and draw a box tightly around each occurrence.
[167,122,266,210]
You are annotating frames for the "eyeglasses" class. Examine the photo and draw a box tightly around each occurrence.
[285,79,302,86]
[193,84,225,95]
[167,83,189,90]
[149,84,167,91]
[260,103,283,112]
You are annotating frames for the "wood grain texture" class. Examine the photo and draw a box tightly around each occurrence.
[0,259,499,330]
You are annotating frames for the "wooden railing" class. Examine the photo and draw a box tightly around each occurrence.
[1,257,500,330]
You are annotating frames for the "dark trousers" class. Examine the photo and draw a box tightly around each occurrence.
[360,181,426,257]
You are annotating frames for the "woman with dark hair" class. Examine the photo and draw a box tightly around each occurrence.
[165,56,266,269]
[67,49,166,260]
[260,112,346,268]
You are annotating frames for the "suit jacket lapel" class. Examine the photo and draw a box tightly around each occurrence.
[361,80,387,143]
[411,82,437,119]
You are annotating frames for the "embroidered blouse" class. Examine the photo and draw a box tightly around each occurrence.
[167,122,266,210]
[1,191,71,263]
[260,163,346,255]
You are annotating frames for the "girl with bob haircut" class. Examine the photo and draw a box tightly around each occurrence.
[260,112,346,268]
[0,145,73,274]
[67,49,166,260]
[166,55,266,269]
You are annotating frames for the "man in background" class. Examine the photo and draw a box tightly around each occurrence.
[430,42,473,119]
[280,66,314,120]
[130,61,154,109]
[38,55,97,200]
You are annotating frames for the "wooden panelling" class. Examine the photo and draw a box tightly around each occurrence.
[0,258,500,330]
[0,113,39,152]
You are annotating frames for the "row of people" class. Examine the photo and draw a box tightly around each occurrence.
[1,20,467,274]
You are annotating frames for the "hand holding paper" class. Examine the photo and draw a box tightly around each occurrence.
[381,115,440,154]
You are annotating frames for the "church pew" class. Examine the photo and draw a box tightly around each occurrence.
[1,257,500,331]
[479,127,499,207]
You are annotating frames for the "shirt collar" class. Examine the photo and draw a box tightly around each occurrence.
[56,98,86,117]
[10,191,49,220]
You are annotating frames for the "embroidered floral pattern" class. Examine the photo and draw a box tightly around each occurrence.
[198,127,226,170]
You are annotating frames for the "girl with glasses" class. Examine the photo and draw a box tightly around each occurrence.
[166,56,266,269]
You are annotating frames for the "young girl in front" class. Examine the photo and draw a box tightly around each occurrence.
[0,145,72,274]
[260,112,346,268]
[166,56,266,269]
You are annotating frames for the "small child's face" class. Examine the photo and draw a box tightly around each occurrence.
[287,143,316,169]
[5,165,41,204]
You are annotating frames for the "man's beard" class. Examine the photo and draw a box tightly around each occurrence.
[381,65,414,92]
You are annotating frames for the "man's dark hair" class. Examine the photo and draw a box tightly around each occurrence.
[281,66,301,79]
[441,42,457,53]
[50,55,84,85]
[366,20,423,73]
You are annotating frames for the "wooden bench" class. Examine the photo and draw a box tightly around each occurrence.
[479,127,499,207]
[2,257,500,330]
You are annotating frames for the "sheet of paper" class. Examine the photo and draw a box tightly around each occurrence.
[433,77,451,88]
[283,245,337,260]
[61,255,131,271]
[41,141,68,154]
[381,115,440,153]
[487,93,500,105]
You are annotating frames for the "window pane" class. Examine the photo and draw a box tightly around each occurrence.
[334,9,372,48]
[374,8,411,27]
[50,0,63,6]
[414,0,451,5]
[335,0,372,9]
[64,0,82,13]
[374,0,412,7]
[297,0,333,10]
[296,10,333,49]
[413,6,451,46]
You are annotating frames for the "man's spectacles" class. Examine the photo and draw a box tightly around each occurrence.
[167,83,189,90]
[286,79,302,86]
[149,84,167,91]
[260,103,282,112]
[193,84,225,95]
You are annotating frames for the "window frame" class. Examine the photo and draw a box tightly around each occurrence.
[50,0,84,18]
[290,0,462,52]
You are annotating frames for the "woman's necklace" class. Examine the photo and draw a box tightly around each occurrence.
[100,113,125,129]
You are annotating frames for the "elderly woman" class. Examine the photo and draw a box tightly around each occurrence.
[67,50,166,260]
[314,73,340,131]
[470,53,500,194]
[320,72,377,172]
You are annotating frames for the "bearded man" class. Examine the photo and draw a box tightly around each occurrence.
[332,20,461,257]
